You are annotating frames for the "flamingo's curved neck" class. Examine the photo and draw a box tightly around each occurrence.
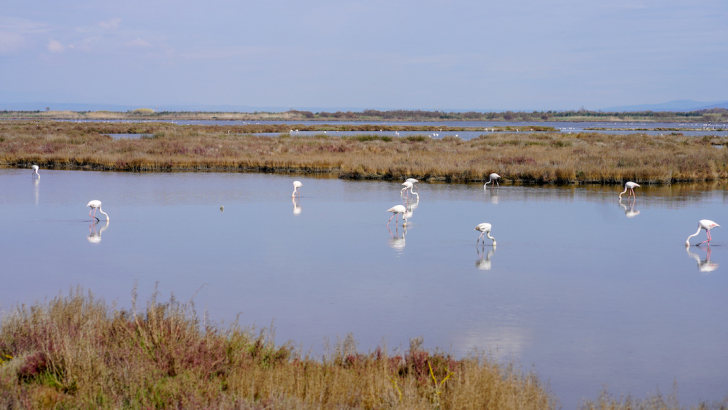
[686,225,702,245]
[98,207,110,221]
[486,232,496,244]
[618,187,628,197]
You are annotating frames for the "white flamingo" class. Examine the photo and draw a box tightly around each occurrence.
[31,165,40,179]
[387,205,407,226]
[618,181,640,199]
[405,178,419,193]
[292,181,302,198]
[401,181,417,198]
[87,200,110,222]
[686,220,719,246]
[475,223,496,246]
[484,173,500,188]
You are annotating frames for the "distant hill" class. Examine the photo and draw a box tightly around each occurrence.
[601,100,728,112]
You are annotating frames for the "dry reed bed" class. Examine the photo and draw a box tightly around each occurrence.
[1,121,728,183]
[0,288,556,409]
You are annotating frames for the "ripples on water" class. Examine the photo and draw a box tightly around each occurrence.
[1,169,726,409]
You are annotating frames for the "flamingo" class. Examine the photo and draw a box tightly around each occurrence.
[31,165,40,179]
[686,220,719,246]
[292,181,302,198]
[618,181,640,199]
[405,178,419,193]
[87,200,109,222]
[386,205,407,226]
[484,173,500,188]
[475,223,496,246]
[401,181,416,198]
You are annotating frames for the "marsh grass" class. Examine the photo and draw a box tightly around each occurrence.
[2,121,728,183]
[0,287,557,409]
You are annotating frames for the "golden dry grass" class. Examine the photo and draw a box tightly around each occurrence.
[0,288,556,409]
[1,121,727,183]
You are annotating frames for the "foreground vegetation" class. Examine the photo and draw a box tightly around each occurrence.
[2,107,727,122]
[0,288,556,409]
[1,290,725,409]
[2,121,728,183]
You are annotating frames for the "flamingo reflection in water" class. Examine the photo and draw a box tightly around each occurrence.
[387,225,407,251]
[292,196,301,215]
[475,245,496,271]
[686,246,718,273]
[488,187,499,205]
[34,178,40,205]
[87,220,110,244]
[618,197,640,218]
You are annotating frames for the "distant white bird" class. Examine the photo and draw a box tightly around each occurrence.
[618,181,640,199]
[686,219,719,246]
[387,205,407,226]
[401,181,415,197]
[31,165,40,179]
[292,181,302,198]
[475,223,496,246]
[484,173,500,188]
[87,200,109,221]
[405,178,419,193]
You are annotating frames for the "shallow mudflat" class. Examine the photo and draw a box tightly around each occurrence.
[1,169,727,408]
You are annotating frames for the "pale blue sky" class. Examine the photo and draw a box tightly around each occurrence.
[1,0,726,111]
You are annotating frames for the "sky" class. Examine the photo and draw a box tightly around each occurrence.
[1,0,726,111]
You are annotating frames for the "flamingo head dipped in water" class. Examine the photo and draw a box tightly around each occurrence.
[618,181,640,199]
[387,205,407,227]
[484,173,500,189]
[31,165,40,179]
[475,223,496,246]
[87,200,110,222]
[686,219,719,247]
[292,181,302,198]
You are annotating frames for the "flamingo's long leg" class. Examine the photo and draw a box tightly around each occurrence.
[387,214,395,226]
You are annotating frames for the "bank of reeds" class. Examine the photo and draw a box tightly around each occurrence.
[0,288,557,409]
[2,121,727,183]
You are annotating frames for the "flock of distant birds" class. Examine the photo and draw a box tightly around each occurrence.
[29,165,719,249]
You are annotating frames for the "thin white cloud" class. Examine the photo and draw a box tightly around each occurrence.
[126,38,152,48]
[99,18,121,30]
[0,31,24,54]
[0,16,48,34]
[47,38,65,53]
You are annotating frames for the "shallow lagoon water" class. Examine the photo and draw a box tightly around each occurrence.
[1,169,727,408]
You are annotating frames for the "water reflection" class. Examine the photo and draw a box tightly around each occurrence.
[686,246,719,273]
[387,225,407,251]
[292,197,302,215]
[618,198,640,218]
[33,179,40,205]
[87,220,110,244]
[488,188,499,205]
[475,245,496,271]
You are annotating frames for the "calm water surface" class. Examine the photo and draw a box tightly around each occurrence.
[1,169,727,408]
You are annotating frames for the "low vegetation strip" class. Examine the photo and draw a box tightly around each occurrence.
[0,288,556,409]
[1,121,727,183]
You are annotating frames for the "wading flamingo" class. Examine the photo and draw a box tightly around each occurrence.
[686,219,719,246]
[484,173,500,188]
[87,200,109,222]
[387,205,407,227]
[618,181,640,199]
[405,178,419,193]
[31,165,40,179]
[475,223,496,246]
[292,181,302,198]
[401,181,418,199]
